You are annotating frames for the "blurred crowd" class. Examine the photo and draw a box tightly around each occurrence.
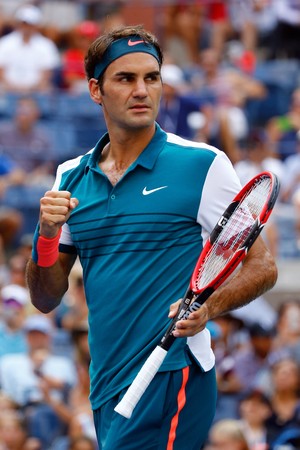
[0,1,298,449]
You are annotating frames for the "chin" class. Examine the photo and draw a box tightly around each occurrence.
[128,116,154,129]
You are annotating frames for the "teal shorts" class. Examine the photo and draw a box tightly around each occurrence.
[93,362,217,450]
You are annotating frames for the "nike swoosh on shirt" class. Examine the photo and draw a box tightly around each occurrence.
[128,39,145,46]
[142,186,168,195]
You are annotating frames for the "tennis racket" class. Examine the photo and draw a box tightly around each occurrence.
[115,170,280,419]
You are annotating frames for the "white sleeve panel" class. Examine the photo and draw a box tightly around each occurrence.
[60,223,73,246]
[51,156,88,247]
[188,152,241,371]
[197,151,242,242]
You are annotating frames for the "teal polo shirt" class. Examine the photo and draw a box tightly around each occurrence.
[44,124,221,410]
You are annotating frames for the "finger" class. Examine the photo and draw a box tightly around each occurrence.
[40,194,78,218]
[173,314,205,337]
[168,299,182,318]
[43,190,72,199]
[70,197,79,209]
[173,320,204,337]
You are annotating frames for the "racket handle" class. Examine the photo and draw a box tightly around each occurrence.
[114,346,168,419]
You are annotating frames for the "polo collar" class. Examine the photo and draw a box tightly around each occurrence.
[85,123,167,173]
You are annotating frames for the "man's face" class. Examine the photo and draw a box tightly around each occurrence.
[90,52,162,132]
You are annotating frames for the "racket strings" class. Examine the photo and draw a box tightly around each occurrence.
[195,177,271,289]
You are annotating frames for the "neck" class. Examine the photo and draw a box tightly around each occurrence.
[99,124,155,186]
[102,123,155,166]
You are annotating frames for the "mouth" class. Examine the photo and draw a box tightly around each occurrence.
[129,104,150,112]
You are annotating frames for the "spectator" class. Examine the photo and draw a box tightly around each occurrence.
[0,153,25,252]
[6,252,28,288]
[0,284,29,357]
[0,154,26,198]
[0,209,23,253]
[266,87,300,161]
[213,314,249,421]
[189,47,267,163]
[238,389,272,450]
[157,63,200,138]
[61,21,101,93]
[226,0,277,62]
[0,409,41,450]
[68,436,96,450]
[0,4,61,94]
[0,96,55,185]
[216,322,277,420]
[45,342,96,450]
[279,133,300,247]
[270,0,300,60]
[234,128,285,184]
[204,418,250,450]
[204,2,230,56]
[265,357,300,448]
[0,314,77,449]
[160,3,207,66]
[272,300,300,364]
[234,127,284,257]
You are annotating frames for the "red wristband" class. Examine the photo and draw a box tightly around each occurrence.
[36,230,62,267]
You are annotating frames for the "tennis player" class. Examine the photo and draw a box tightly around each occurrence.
[26,25,277,450]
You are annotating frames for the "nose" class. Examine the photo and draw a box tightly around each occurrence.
[133,79,148,97]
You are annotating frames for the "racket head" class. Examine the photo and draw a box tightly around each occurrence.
[191,171,280,295]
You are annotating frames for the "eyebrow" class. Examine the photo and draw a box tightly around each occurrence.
[114,70,161,77]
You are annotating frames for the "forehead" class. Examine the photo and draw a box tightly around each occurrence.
[105,52,160,75]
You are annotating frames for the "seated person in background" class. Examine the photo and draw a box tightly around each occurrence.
[272,301,300,364]
[234,128,284,257]
[0,208,23,253]
[61,21,100,93]
[204,418,250,450]
[189,47,267,156]
[0,154,24,252]
[45,328,96,450]
[0,409,41,450]
[0,4,61,94]
[216,322,277,421]
[238,388,272,450]
[265,357,300,449]
[0,96,55,187]
[157,62,240,164]
[0,283,29,357]
[0,314,77,449]
[266,87,300,161]
[68,436,96,450]
[280,135,300,248]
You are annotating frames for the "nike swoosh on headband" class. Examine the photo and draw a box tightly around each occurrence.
[128,39,145,46]
[142,186,168,195]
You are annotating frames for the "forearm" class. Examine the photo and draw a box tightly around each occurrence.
[27,190,79,313]
[26,256,71,313]
[205,240,278,320]
[171,238,278,338]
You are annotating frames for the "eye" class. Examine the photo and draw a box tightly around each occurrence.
[146,73,160,82]
[118,74,134,82]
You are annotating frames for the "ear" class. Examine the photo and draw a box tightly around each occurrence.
[88,78,103,105]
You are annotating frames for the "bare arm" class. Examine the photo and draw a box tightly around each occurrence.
[170,237,278,337]
[26,190,79,313]
[26,253,77,313]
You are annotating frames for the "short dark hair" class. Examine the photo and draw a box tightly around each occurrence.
[84,24,163,82]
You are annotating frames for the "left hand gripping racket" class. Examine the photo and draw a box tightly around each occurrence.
[115,171,280,418]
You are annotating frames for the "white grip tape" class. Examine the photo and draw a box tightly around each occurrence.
[114,346,168,419]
